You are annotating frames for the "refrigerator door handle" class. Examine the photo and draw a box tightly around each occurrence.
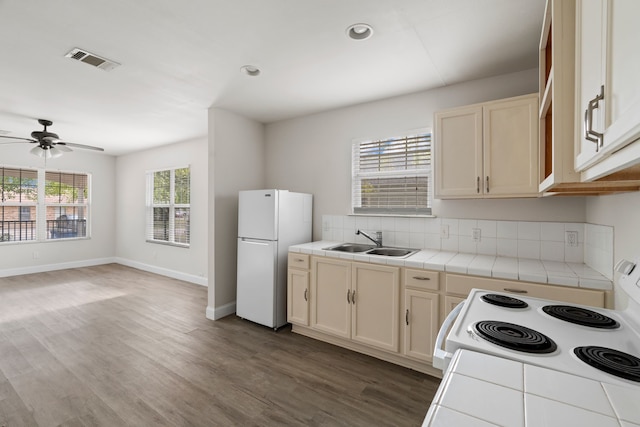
[240,238,270,246]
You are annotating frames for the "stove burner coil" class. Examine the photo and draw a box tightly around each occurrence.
[574,346,640,382]
[481,294,528,309]
[542,305,620,329]
[474,321,557,354]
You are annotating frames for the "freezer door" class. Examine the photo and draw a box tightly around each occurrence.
[238,190,278,240]
[236,237,278,327]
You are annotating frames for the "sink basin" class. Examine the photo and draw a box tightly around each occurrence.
[367,248,416,257]
[324,243,376,253]
[324,243,419,258]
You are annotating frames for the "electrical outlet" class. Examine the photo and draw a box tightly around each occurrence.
[32,251,39,259]
[440,224,449,239]
[472,228,481,242]
[565,231,578,247]
[323,219,330,232]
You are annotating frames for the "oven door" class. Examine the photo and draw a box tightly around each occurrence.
[433,300,465,371]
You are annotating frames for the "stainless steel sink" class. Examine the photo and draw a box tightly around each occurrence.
[324,243,376,253]
[324,243,419,258]
[367,248,416,257]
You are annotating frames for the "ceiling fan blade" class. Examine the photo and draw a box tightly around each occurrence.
[57,141,104,152]
[0,135,37,143]
[53,144,73,152]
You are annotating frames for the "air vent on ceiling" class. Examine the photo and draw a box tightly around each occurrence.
[64,48,120,72]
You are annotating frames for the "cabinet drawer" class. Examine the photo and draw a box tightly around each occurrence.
[288,253,310,270]
[445,273,605,308]
[404,269,439,291]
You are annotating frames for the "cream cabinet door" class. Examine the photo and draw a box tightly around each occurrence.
[311,257,351,338]
[575,0,608,169]
[443,295,466,324]
[287,268,309,326]
[351,263,400,352]
[403,290,439,363]
[576,0,640,177]
[434,105,483,197]
[483,95,539,196]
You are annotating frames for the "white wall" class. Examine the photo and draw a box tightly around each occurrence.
[208,108,265,319]
[586,191,640,269]
[265,68,586,239]
[115,137,208,284]
[0,144,116,275]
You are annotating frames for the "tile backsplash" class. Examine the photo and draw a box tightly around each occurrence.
[321,215,614,279]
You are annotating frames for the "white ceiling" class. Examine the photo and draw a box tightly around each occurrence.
[0,0,545,156]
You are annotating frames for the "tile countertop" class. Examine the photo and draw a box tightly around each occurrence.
[422,349,640,427]
[289,241,612,291]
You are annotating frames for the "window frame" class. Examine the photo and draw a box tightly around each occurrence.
[146,166,191,248]
[0,166,92,244]
[351,129,433,216]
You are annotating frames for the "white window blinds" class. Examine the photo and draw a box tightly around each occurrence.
[352,132,432,215]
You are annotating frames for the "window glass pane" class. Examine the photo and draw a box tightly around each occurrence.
[175,207,190,244]
[153,207,170,241]
[1,168,38,203]
[154,170,170,204]
[46,206,87,239]
[45,172,88,203]
[174,168,190,204]
[0,206,36,241]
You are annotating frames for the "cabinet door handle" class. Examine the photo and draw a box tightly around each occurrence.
[412,276,431,281]
[346,290,351,303]
[295,258,304,262]
[486,176,490,193]
[405,309,409,326]
[304,288,308,301]
[584,85,605,150]
[503,288,528,294]
[351,290,356,304]
[476,176,480,193]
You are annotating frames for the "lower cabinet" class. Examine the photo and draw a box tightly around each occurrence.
[287,268,310,326]
[311,257,352,338]
[310,257,400,353]
[351,262,400,352]
[287,253,310,326]
[288,252,611,375]
[403,289,439,363]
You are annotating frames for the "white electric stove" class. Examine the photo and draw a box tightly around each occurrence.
[434,258,640,389]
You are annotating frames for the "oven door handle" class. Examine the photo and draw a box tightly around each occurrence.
[433,300,465,371]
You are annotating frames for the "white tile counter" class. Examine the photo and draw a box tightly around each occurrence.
[422,349,640,427]
[289,241,613,291]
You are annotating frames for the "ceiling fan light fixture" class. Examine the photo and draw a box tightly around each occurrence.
[30,145,48,158]
[240,65,261,77]
[49,146,64,158]
[346,23,373,40]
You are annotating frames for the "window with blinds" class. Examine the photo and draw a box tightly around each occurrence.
[45,171,89,240]
[146,166,190,246]
[0,167,91,243]
[0,167,38,242]
[352,131,432,215]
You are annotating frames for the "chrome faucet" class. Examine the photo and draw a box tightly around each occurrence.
[356,229,383,247]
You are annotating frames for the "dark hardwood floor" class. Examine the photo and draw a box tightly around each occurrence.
[0,264,440,426]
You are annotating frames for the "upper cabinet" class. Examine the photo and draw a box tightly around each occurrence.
[434,94,539,199]
[538,0,640,193]
[575,0,640,181]
[539,0,582,192]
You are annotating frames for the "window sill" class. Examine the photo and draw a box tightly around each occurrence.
[146,239,190,248]
[349,213,437,218]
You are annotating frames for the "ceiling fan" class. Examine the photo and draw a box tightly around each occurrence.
[0,119,104,159]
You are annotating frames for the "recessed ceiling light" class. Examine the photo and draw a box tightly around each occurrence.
[346,23,373,40]
[240,65,261,77]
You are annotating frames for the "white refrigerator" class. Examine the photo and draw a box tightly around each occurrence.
[236,189,312,329]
